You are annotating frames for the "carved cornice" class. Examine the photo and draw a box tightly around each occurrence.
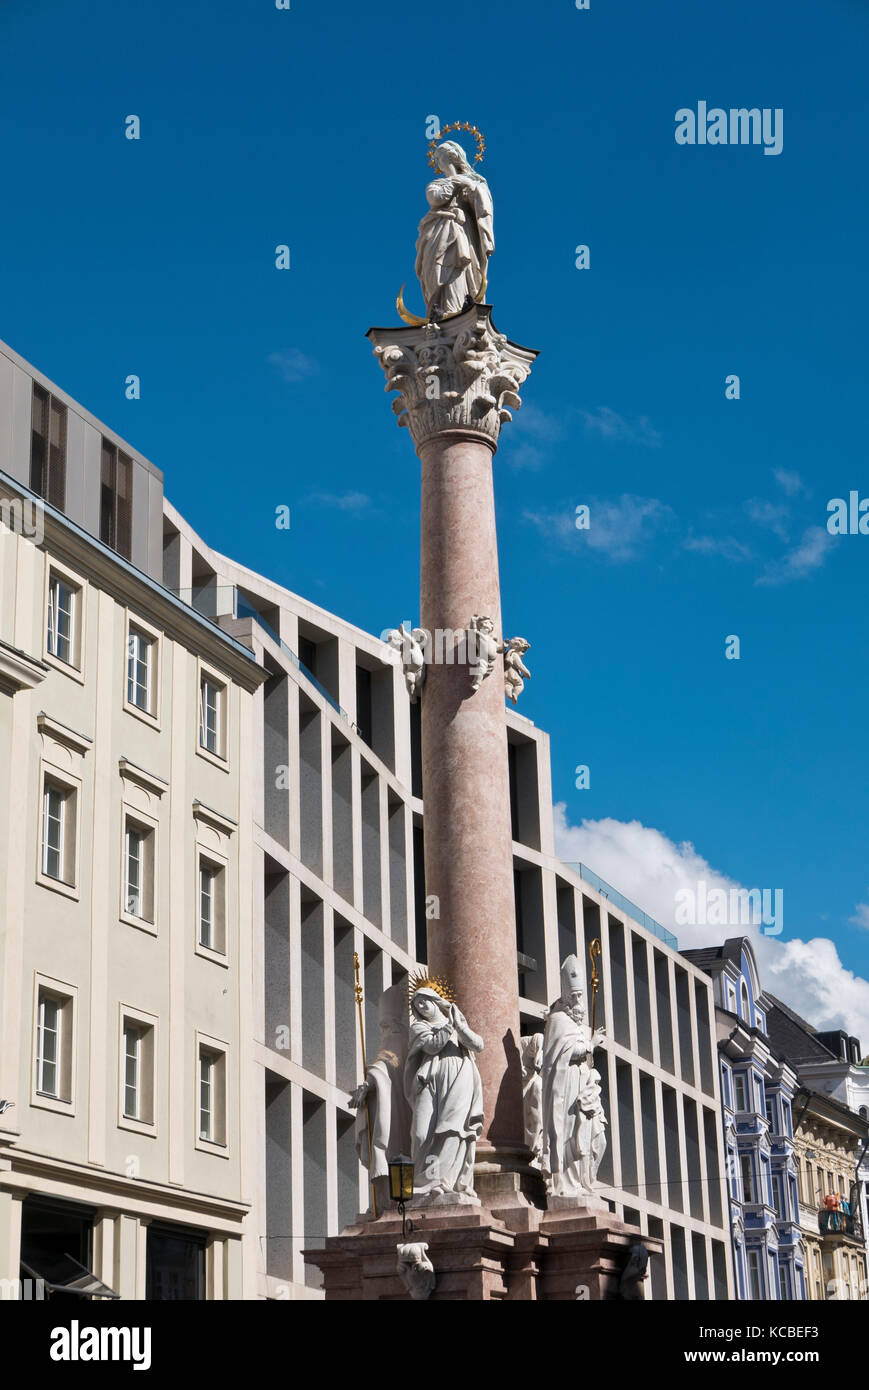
[367,304,538,452]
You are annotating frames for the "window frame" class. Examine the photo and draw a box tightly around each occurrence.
[195,1032,228,1156]
[195,846,228,964]
[123,611,162,728]
[29,382,67,510]
[195,658,230,769]
[99,437,133,559]
[118,1004,157,1136]
[43,558,86,681]
[36,761,81,900]
[733,1071,748,1113]
[120,805,158,932]
[31,973,77,1115]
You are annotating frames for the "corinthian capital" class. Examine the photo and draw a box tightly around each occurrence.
[367,304,538,452]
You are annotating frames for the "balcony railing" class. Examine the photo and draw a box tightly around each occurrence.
[819,1208,862,1239]
[561,863,678,949]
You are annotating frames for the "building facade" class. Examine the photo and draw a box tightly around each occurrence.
[683,939,806,1300]
[766,997,869,1300]
[0,339,264,1298]
[0,336,735,1300]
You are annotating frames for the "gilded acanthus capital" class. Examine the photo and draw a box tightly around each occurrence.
[366,304,538,452]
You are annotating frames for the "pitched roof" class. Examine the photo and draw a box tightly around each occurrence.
[765,995,839,1066]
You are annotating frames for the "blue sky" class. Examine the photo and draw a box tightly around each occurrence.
[2,0,868,1028]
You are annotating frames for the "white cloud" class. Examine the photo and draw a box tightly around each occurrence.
[755,525,834,586]
[683,534,753,562]
[553,805,869,1037]
[850,902,869,931]
[267,348,319,383]
[524,494,673,562]
[774,468,809,497]
[745,497,790,540]
[307,490,372,513]
[581,407,661,448]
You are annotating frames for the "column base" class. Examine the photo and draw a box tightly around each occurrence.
[304,1198,661,1301]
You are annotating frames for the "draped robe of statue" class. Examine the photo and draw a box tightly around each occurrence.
[404,988,484,1198]
[415,142,494,318]
[541,959,607,1200]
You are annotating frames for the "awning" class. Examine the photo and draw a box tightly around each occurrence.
[21,1254,121,1299]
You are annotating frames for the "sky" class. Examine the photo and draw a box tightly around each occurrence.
[1,0,868,1033]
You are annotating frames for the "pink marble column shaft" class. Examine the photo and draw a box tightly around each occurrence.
[418,428,524,1153]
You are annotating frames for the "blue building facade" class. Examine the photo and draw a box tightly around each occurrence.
[684,938,806,1300]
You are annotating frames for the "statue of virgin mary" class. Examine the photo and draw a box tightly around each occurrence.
[404,982,484,1199]
[415,140,494,319]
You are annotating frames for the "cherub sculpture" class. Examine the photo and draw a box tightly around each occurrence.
[504,637,531,704]
[386,624,428,702]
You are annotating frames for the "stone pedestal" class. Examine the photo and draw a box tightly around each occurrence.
[304,1201,663,1301]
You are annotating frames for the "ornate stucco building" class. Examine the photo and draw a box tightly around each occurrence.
[683,939,806,1300]
[0,334,734,1300]
[766,997,869,1300]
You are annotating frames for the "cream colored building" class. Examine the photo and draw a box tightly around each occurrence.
[0,339,264,1298]
[793,1096,868,1301]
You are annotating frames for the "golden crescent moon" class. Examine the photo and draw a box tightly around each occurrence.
[396,283,427,327]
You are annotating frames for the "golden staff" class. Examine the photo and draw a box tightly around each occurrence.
[589,938,602,1037]
[353,952,378,1218]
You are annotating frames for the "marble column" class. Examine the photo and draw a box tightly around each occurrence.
[368,304,537,1180]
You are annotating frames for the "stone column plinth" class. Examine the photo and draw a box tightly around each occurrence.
[368,305,538,1183]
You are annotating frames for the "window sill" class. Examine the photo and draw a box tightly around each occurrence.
[31,1093,75,1117]
[195,1135,229,1159]
[195,941,229,968]
[195,741,230,773]
[119,1115,157,1139]
[120,910,158,936]
[43,650,85,685]
[36,871,79,902]
[123,699,161,733]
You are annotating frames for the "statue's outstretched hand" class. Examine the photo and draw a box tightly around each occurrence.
[349,1080,370,1109]
[591,1027,606,1049]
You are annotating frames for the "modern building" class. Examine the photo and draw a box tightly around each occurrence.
[0,334,735,1300]
[683,938,806,1300]
[766,997,869,1300]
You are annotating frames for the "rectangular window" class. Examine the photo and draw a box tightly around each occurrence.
[198,674,226,760]
[741,1153,755,1204]
[199,863,215,949]
[36,993,61,1097]
[41,783,66,881]
[765,1097,775,1130]
[124,1023,142,1119]
[123,817,155,924]
[100,439,133,558]
[197,1041,226,1148]
[46,573,76,666]
[734,1072,748,1112]
[747,1249,763,1300]
[779,1262,791,1300]
[196,856,226,955]
[30,383,67,509]
[199,1050,215,1141]
[127,627,153,713]
[772,1172,784,1219]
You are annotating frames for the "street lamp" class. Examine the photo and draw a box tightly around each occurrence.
[387,1154,415,1238]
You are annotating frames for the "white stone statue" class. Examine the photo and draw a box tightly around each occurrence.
[396,1242,436,1300]
[348,983,411,1214]
[504,637,531,704]
[520,1032,544,1168]
[415,141,494,319]
[386,624,427,702]
[404,979,484,1202]
[467,615,502,692]
[541,956,607,1204]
